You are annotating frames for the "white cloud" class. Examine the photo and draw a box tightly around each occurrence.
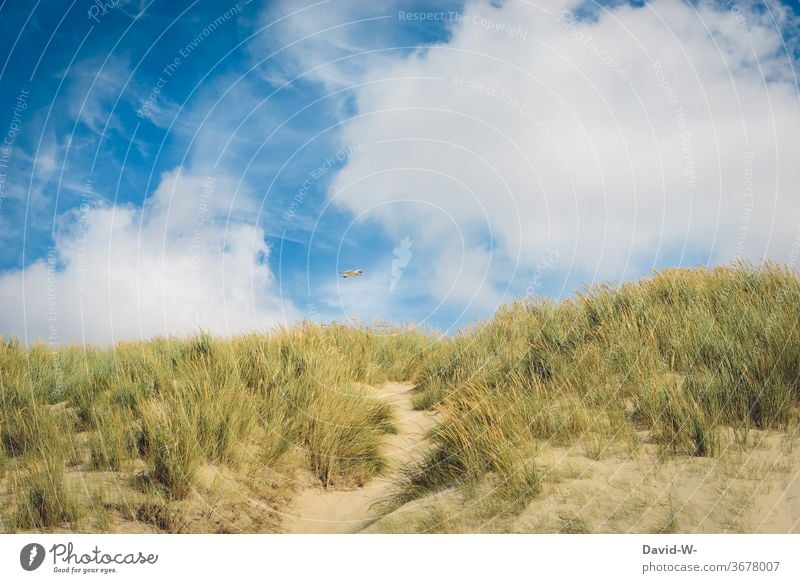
[0,168,298,344]
[327,0,800,309]
[66,56,133,136]
[254,0,414,90]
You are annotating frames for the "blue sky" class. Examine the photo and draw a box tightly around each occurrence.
[0,0,799,344]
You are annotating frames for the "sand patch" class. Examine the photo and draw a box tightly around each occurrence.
[365,429,800,533]
[282,381,437,533]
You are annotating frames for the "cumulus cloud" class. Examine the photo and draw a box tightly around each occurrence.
[253,0,387,90]
[0,168,297,344]
[328,0,800,308]
[253,0,453,90]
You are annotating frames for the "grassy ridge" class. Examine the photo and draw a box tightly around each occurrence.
[403,262,800,511]
[0,324,437,530]
[2,263,799,532]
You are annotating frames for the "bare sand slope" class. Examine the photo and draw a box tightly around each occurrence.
[508,433,800,534]
[282,381,436,534]
[510,433,800,533]
[363,431,800,534]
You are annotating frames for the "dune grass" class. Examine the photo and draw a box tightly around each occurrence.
[0,323,437,530]
[400,262,800,514]
[1,262,799,532]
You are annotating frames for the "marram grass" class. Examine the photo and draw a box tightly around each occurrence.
[1,263,799,532]
[0,321,437,529]
[404,262,800,504]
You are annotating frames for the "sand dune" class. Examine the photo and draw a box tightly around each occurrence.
[282,382,437,534]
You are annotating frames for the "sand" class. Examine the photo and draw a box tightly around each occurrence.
[363,429,800,534]
[281,382,437,534]
[4,382,797,534]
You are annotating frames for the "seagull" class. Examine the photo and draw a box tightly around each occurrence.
[340,269,364,279]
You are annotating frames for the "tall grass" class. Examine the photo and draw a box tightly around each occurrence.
[404,263,800,506]
[12,456,82,530]
[302,386,396,487]
[1,322,436,528]
[2,263,798,532]
[138,399,202,500]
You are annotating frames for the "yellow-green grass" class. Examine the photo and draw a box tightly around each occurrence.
[1,262,799,532]
[1,324,437,530]
[401,262,800,515]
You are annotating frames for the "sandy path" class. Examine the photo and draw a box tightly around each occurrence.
[282,381,436,533]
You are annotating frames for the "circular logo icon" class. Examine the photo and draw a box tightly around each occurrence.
[20,543,46,571]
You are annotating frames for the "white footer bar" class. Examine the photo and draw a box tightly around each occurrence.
[2,534,797,582]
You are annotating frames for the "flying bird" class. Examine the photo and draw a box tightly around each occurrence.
[340,269,364,279]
